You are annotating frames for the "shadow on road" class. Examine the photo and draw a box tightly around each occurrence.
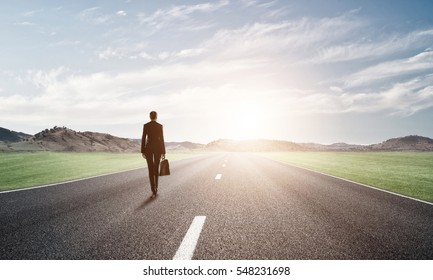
[135,195,157,211]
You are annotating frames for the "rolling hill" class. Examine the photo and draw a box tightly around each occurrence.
[0,126,205,152]
[206,139,307,152]
[0,127,32,142]
[370,135,433,151]
[1,126,140,152]
[165,141,205,151]
[1,126,432,152]
[205,136,433,152]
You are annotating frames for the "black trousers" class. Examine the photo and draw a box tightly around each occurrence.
[145,151,161,189]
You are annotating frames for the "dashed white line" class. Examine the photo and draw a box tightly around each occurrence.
[173,216,206,260]
[215,174,222,180]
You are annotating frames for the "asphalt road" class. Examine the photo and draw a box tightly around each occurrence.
[0,153,432,259]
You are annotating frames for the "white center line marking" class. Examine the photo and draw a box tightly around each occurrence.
[173,216,206,260]
[215,174,222,180]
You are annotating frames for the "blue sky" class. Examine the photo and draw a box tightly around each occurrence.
[1,0,433,144]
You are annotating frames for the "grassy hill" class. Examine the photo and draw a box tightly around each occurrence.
[370,135,433,151]
[206,139,307,152]
[0,127,31,142]
[1,125,433,152]
[1,126,140,152]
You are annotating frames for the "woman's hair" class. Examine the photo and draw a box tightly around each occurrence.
[150,111,157,120]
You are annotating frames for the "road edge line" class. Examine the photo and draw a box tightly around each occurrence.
[264,156,433,207]
[0,153,212,195]
[0,167,145,194]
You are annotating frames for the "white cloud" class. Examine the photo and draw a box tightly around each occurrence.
[27,67,69,89]
[79,7,111,24]
[21,9,43,17]
[350,75,433,116]
[416,30,433,36]
[200,21,292,60]
[97,44,153,60]
[257,1,277,8]
[158,52,170,60]
[48,40,81,47]
[263,7,288,18]
[15,12,433,120]
[14,22,36,26]
[99,46,205,61]
[0,61,283,140]
[137,51,153,60]
[330,86,343,93]
[0,70,24,86]
[266,74,433,117]
[116,10,127,16]
[3,46,433,141]
[98,47,122,60]
[311,28,433,64]
[241,0,257,7]
[175,48,205,58]
[196,11,368,65]
[4,7,433,140]
[345,49,433,88]
[178,22,215,31]
[138,0,229,29]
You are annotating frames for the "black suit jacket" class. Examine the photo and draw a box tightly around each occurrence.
[141,121,166,155]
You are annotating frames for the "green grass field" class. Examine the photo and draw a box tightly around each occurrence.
[0,152,203,192]
[2,151,433,203]
[262,152,433,203]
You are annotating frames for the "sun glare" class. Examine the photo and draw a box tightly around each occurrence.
[230,106,264,140]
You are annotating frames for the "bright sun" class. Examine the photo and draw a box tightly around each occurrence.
[229,106,264,140]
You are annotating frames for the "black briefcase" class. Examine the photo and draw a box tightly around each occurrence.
[159,159,170,176]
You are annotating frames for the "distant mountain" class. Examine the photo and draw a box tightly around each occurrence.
[166,141,204,151]
[1,126,140,152]
[126,140,204,151]
[0,127,32,142]
[1,125,432,152]
[370,135,433,151]
[205,136,433,152]
[1,126,204,152]
[300,142,369,151]
[206,139,307,152]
